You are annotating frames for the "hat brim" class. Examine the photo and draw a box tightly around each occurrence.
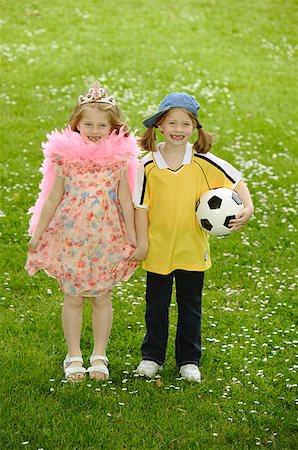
[142,106,173,128]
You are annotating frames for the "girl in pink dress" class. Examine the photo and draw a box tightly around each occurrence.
[25,81,139,382]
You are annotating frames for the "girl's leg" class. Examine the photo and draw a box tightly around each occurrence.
[90,291,113,380]
[141,271,174,365]
[62,294,85,381]
[174,270,204,368]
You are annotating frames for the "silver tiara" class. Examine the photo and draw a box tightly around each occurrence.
[78,81,116,106]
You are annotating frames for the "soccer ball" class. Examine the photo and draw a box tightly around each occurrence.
[196,188,243,236]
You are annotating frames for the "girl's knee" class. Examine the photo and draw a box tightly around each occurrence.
[64,294,84,307]
[91,292,112,307]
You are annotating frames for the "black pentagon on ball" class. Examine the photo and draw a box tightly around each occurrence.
[201,218,213,231]
[224,215,236,228]
[207,195,222,209]
[232,191,242,205]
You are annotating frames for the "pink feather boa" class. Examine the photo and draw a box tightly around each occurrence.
[28,127,140,235]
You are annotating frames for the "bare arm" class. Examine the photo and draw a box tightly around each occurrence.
[131,208,149,261]
[118,170,137,246]
[28,175,65,252]
[229,181,254,231]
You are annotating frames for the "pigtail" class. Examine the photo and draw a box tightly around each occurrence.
[193,126,215,154]
[139,127,157,153]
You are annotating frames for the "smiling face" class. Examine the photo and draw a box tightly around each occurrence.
[77,108,112,144]
[158,108,195,146]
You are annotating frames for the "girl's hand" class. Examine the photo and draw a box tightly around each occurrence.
[229,206,254,232]
[130,237,138,247]
[28,236,40,252]
[128,232,137,247]
[131,245,148,261]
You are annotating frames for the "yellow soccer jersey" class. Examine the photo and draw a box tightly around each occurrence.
[133,143,243,275]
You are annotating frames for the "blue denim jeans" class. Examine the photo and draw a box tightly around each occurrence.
[141,270,204,368]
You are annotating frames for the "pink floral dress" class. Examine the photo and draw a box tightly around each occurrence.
[26,157,138,296]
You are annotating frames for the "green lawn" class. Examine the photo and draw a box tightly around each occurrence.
[1,0,297,449]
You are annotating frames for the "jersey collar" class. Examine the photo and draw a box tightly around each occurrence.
[154,142,193,169]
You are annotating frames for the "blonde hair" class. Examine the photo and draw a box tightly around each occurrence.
[68,102,130,136]
[139,109,215,154]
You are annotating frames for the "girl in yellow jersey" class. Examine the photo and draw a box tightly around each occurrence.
[132,92,254,382]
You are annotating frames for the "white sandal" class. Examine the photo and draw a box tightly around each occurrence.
[63,356,86,382]
[87,355,109,380]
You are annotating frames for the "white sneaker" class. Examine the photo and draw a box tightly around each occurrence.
[136,360,162,378]
[179,364,201,382]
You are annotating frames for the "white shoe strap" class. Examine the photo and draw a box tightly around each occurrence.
[65,356,83,365]
[87,365,109,376]
[90,355,108,364]
[65,366,87,375]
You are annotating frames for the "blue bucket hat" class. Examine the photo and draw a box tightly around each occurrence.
[142,92,200,128]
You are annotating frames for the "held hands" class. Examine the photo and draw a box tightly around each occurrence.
[229,206,254,232]
[128,234,138,248]
[128,230,148,261]
[131,244,148,261]
[28,236,40,253]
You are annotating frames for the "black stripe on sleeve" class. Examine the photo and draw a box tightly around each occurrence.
[194,154,236,183]
[140,174,147,205]
[144,159,153,168]
[140,159,153,205]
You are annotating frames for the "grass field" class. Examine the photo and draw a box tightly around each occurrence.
[1,0,297,449]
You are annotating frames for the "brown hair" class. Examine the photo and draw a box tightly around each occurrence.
[139,108,215,154]
[68,102,130,136]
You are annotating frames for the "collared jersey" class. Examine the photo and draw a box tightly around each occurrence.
[133,142,243,275]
